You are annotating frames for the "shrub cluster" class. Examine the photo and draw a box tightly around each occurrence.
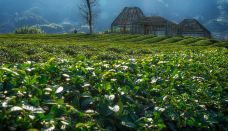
[14,26,44,34]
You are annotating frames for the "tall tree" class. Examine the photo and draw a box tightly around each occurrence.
[79,0,98,34]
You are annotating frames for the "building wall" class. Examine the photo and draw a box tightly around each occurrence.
[112,23,210,38]
[167,24,178,36]
[131,24,144,34]
[112,25,131,34]
[130,23,178,36]
[144,25,166,35]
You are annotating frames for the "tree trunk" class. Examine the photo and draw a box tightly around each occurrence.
[86,0,93,34]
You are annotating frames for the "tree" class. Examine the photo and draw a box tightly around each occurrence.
[79,0,98,34]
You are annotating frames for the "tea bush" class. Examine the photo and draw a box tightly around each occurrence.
[0,34,227,130]
[0,50,227,130]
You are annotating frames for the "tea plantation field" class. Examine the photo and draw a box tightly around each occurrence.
[0,34,227,130]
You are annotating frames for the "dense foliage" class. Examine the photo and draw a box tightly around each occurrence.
[0,34,227,130]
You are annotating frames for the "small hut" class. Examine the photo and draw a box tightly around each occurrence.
[179,19,211,38]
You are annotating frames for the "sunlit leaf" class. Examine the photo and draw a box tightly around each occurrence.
[56,86,64,93]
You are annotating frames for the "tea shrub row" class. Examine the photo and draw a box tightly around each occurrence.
[0,49,227,130]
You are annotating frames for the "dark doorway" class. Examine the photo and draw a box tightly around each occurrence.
[144,26,150,35]
[121,26,126,34]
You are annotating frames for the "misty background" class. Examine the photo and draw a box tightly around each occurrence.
[0,0,228,39]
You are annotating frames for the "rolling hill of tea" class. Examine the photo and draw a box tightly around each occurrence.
[0,34,227,130]
[0,34,227,63]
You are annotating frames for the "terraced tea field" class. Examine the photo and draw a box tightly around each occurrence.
[0,34,227,130]
[0,34,227,63]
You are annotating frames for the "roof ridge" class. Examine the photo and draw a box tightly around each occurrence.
[111,6,144,26]
[179,19,210,34]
